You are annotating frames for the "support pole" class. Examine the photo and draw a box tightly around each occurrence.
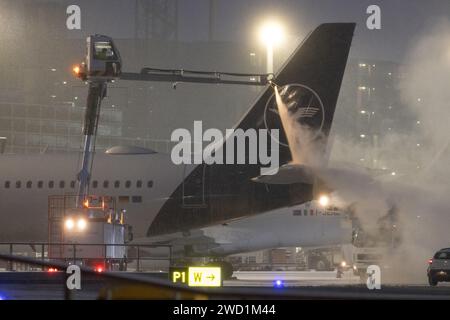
[76,81,107,207]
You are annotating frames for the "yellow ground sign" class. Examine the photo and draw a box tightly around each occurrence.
[188,267,222,287]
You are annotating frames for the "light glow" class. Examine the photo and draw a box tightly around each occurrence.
[260,21,284,46]
[73,65,80,75]
[274,279,284,288]
[65,218,74,230]
[318,195,330,207]
[77,218,87,231]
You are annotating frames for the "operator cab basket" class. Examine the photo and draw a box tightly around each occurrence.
[77,35,122,81]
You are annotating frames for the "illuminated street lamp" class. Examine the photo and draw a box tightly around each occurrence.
[260,21,284,74]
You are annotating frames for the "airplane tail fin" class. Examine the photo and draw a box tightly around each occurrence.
[237,23,355,167]
[148,23,356,237]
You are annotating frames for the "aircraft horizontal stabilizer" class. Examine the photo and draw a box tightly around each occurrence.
[251,164,315,185]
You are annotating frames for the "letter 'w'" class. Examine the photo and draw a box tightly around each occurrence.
[194,273,202,282]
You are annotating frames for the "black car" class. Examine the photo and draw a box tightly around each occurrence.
[427,248,450,286]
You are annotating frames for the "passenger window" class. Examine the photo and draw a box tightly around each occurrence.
[103,180,109,188]
[16,181,21,189]
[92,180,98,188]
[132,196,142,203]
[136,180,142,188]
[147,180,153,188]
[118,196,129,203]
[125,180,131,188]
[48,181,54,189]
[70,181,76,189]
[114,180,120,188]
[26,181,32,189]
[38,181,43,189]
[59,181,65,189]
[4,181,10,188]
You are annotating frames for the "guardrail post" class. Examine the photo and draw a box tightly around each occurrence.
[41,244,45,271]
[8,243,13,271]
[137,246,140,272]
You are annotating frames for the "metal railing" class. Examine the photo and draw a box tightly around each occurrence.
[0,242,172,272]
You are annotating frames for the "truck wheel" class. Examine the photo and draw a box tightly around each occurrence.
[428,276,438,286]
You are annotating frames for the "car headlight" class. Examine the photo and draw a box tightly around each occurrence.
[341,261,347,267]
[65,218,75,230]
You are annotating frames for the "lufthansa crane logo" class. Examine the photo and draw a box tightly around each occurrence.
[264,84,325,147]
